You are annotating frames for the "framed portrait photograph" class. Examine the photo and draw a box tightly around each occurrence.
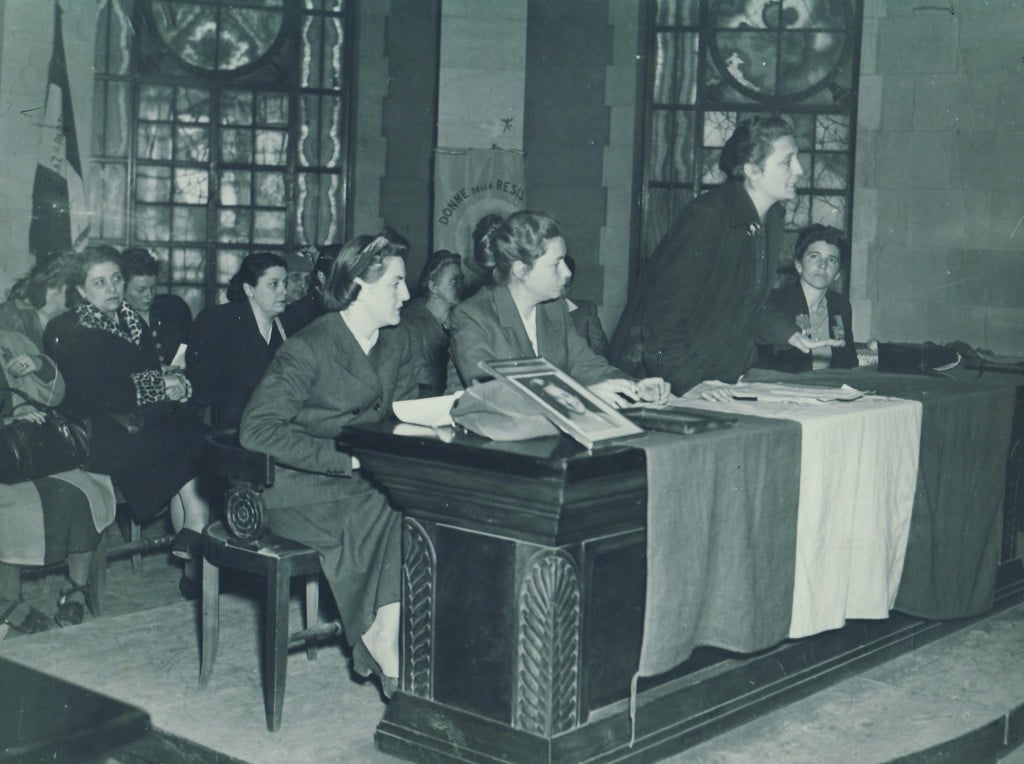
[478,357,643,449]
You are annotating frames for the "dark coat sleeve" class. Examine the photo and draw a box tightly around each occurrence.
[49,324,154,415]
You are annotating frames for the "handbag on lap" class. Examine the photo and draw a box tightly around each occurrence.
[0,387,90,484]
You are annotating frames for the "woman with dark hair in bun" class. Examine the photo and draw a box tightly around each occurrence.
[609,116,803,395]
[0,256,71,348]
[449,210,669,408]
[186,252,288,428]
[240,232,419,701]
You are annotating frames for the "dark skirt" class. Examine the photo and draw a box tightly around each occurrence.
[37,477,101,564]
[264,475,401,646]
[87,412,208,522]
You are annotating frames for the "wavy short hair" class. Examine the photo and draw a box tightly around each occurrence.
[225,252,288,302]
[322,233,407,312]
[718,116,796,181]
[417,250,462,297]
[121,247,160,282]
[794,224,848,266]
[11,256,72,309]
[488,210,564,285]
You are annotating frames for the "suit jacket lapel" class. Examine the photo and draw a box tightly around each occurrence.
[330,313,383,399]
[493,286,536,357]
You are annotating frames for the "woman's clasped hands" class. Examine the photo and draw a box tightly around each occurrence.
[588,376,671,409]
[162,371,192,402]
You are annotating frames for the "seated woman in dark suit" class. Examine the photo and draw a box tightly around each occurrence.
[755,224,858,372]
[401,249,464,395]
[43,247,208,580]
[120,248,193,368]
[280,244,337,336]
[0,330,116,635]
[186,252,289,428]
[562,255,609,358]
[449,210,669,408]
[240,232,419,700]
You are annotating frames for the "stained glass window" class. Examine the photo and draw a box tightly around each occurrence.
[90,0,352,314]
[638,0,862,283]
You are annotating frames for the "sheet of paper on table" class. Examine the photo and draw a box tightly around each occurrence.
[392,392,462,428]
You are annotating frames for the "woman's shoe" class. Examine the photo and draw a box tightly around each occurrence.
[0,599,52,636]
[55,580,93,628]
[352,638,398,700]
[172,527,203,561]
[178,572,201,601]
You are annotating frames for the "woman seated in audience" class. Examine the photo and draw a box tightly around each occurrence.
[240,232,419,700]
[461,212,504,298]
[0,256,70,348]
[401,249,464,395]
[562,255,609,358]
[0,329,116,636]
[120,248,193,368]
[187,252,289,429]
[755,224,857,372]
[280,244,338,335]
[449,210,670,408]
[44,247,209,589]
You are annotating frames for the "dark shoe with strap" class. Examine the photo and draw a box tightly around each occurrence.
[55,579,94,627]
[0,599,53,637]
[179,572,201,601]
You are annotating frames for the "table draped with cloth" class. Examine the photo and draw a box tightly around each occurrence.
[632,368,1014,688]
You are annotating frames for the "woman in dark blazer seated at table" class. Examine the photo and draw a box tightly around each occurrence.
[755,224,858,373]
[186,252,289,429]
[449,210,669,407]
[240,232,419,700]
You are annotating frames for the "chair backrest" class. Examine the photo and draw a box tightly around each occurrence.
[205,429,275,489]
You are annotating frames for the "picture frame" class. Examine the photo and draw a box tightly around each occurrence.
[478,357,643,449]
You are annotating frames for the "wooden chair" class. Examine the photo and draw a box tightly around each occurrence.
[200,430,341,731]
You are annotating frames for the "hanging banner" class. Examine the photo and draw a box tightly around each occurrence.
[433,148,525,286]
[30,1,90,261]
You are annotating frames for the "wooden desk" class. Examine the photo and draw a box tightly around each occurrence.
[340,372,1024,763]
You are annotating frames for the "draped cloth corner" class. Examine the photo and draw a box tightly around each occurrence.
[628,420,801,744]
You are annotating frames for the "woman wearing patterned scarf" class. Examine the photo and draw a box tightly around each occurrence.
[44,246,210,598]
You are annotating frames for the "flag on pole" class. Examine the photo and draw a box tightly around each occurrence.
[29,1,89,261]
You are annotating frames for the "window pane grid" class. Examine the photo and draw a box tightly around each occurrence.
[638,0,862,277]
[92,0,350,309]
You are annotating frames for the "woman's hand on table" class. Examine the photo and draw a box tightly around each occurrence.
[588,379,638,409]
[787,332,845,354]
[5,354,40,378]
[636,377,671,405]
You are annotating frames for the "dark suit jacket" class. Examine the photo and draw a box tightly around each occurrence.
[449,284,625,387]
[568,299,608,358]
[608,180,785,394]
[280,291,325,336]
[239,312,418,509]
[186,300,284,428]
[755,280,858,372]
[147,294,193,366]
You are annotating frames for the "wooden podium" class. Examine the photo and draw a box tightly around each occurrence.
[340,414,1024,764]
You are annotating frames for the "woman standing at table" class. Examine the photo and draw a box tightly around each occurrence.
[609,116,801,395]
[240,232,419,700]
[755,224,857,372]
[449,210,669,408]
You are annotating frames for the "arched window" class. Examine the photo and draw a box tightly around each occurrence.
[638,0,862,283]
[90,0,353,313]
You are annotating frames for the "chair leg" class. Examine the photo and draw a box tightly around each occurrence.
[264,562,289,732]
[129,518,143,572]
[87,531,108,617]
[199,558,220,689]
[305,574,319,662]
